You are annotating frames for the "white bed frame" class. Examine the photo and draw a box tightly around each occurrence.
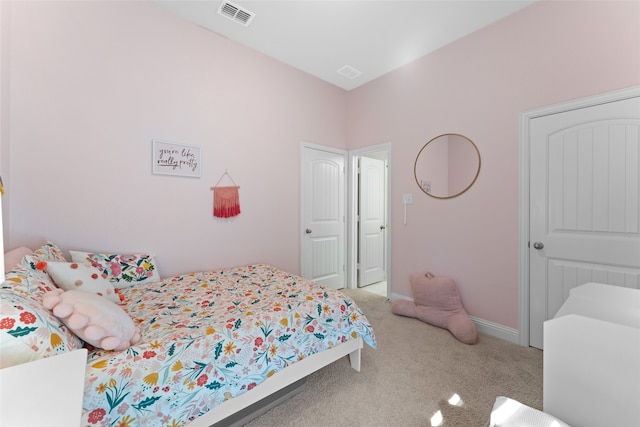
[186,337,364,427]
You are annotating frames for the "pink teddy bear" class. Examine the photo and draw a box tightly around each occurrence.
[43,289,141,351]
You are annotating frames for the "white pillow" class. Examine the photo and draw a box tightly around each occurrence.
[46,262,120,303]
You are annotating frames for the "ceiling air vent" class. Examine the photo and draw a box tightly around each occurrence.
[218,1,255,27]
[337,65,362,80]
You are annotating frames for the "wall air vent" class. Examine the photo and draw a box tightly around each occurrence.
[337,65,362,79]
[218,1,255,27]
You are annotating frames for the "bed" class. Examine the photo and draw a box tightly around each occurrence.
[0,242,377,427]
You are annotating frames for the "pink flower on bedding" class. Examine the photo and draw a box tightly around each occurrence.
[0,317,15,329]
[110,262,122,277]
[19,312,36,324]
[197,374,208,386]
[87,408,106,424]
[120,366,133,378]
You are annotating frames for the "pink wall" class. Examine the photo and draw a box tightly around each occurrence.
[2,1,639,331]
[2,0,346,277]
[347,0,640,328]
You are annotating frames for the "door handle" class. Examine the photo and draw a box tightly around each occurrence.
[305,228,312,234]
[380,225,386,230]
[532,241,544,250]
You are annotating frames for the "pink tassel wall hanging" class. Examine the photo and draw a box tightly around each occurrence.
[213,186,241,218]
[212,171,241,218]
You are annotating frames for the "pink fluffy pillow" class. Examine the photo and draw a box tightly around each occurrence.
[42,289,140,351]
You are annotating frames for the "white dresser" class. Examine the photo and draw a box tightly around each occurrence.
[543,283,640,427]
[0,349,87,427]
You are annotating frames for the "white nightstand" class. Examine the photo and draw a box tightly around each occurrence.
[0,349,87,427]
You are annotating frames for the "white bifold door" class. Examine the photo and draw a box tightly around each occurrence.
[529,93,640,349]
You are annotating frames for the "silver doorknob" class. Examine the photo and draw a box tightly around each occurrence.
[533,241,544,250]
[380,225,386,230]
[305,228,312,234]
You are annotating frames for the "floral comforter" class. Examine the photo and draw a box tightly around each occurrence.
[82,264,376,427]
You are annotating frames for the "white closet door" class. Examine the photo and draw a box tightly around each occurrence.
[529,95,640,349]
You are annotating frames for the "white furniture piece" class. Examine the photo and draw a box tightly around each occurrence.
[0,349,87,427]
[487,396,569,427]
[543,283,640,427]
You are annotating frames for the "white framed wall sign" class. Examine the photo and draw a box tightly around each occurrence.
[152,140,201,178]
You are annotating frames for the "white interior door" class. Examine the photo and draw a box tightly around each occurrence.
[301,144,346,289]
[529,94,640,349]
[358,156,386,287]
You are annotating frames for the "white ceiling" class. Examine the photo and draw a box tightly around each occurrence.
[151,0,535,91]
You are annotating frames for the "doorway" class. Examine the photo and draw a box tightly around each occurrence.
[518,86,640,348]
[349,143,391,298]
[300,142,391,295]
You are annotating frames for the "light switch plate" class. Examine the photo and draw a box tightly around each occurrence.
[402,193,413,204]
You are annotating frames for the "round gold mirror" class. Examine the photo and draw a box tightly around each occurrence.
[414,133,481,199]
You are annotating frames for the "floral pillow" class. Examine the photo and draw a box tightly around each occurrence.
[21,241,68,271]
[46,262,120,303]
[69,251,161,288]
[0,330,41,368]
[1,270,83,368]
[4,266,57,303]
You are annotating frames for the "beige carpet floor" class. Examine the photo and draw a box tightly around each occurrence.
[246,288,542,427]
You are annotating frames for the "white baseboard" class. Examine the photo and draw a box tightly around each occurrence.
[389,292,412,301]
[470,316,520,345]
[389,293,521,345]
